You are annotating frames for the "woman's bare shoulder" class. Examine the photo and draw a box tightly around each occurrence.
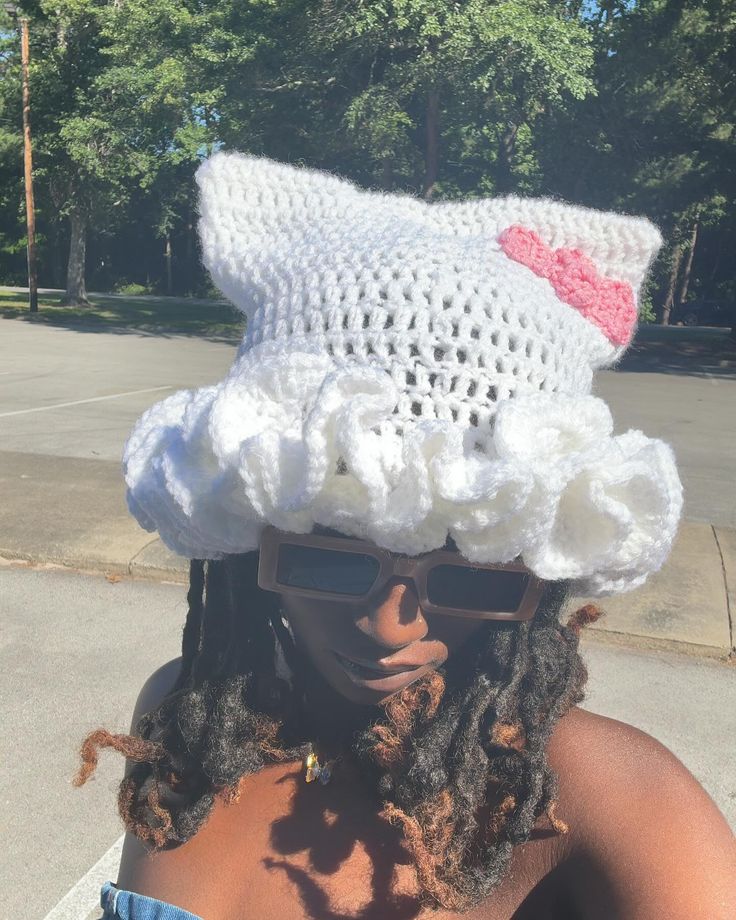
[548,706,731,818]
[548,707,736,919]
[122,657,183,785]
[129,656,183,730]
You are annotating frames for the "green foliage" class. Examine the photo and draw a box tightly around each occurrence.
[0,11,24,271]
[288,0,596,190]
[343,85,416,162]
[0,0,732,323]
[637,287,658,326]
[539,0,736,317]
[113,282,153,296]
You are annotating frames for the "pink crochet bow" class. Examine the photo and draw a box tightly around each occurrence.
[499,225,636,347]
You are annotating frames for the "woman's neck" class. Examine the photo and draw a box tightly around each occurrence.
[296,665,379,759]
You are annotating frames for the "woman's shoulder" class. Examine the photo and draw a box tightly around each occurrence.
[549,705,729,820]
[548,707,736,918]
[122,657,183,783]
[129,656,183,729]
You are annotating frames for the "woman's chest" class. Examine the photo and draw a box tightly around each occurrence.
[211,826,449,919]
[121,765,572,920]
[187,825,568,920]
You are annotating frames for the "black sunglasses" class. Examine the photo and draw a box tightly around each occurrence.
[257,526,544,621]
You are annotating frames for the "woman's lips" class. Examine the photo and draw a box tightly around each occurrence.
[332,650,433,691]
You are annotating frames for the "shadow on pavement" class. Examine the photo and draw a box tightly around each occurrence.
[3,288,735,373]
[0,290,243,344]
[615,325,736,379]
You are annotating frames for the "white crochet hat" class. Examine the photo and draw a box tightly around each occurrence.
[123,151,682,596]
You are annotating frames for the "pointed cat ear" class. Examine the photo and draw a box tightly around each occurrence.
[430,195,663,295]
[195,151,370,315]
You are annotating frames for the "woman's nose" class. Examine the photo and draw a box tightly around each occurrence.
[353,578,428,650]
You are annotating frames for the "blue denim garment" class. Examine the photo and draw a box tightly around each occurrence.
[100,880,203,920]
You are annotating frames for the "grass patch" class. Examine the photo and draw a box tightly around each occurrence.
[0,289,245,341]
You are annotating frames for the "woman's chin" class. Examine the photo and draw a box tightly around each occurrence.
[326,655,435,705]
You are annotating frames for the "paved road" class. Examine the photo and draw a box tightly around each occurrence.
[1,566,734,920]
[0,320,235,463]
[1,319,735,526]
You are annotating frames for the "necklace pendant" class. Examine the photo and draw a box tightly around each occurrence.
[304,748,334,785]
[304,751,320,783]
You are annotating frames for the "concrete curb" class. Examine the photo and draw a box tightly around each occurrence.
[2,315,734,663]
[6,544,731,663]
[567,522,734,660]
[577,624,735,662]
[0,546,188,585]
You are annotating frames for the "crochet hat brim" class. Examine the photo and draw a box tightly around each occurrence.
[123,340,682,596]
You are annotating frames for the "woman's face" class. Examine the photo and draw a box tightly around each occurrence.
[280,571,486,707]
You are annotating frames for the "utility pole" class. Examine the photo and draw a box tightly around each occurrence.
[5,4,39,313]
[20,14,38,312]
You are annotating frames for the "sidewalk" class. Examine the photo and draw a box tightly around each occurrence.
[1,448,733,658]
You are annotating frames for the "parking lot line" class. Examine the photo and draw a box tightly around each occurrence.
[0,386,173,418]
[42,834,124,920]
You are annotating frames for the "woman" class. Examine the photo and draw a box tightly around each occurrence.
[76,152,736,918]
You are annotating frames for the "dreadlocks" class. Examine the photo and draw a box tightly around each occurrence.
[75,552,601,912]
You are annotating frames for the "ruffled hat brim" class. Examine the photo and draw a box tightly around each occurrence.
[123,342,683,596]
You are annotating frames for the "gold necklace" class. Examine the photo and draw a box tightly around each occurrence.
[303,743,337,785]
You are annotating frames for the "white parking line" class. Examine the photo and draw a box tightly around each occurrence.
[0,386,173,418]
[43,835,124,920]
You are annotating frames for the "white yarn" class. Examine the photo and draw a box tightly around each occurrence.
[123,151,683,596]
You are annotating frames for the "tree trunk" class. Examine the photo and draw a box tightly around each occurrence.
[676,217,699,308]
[381,156,393,190]
[422,90,440,201]
[165,234,173,295]
[186,207,194,294]
[496,123,519,193]
[63,210,89,306]
[660,243,683,325]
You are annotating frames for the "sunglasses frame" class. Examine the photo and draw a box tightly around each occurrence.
[257,525,545,621]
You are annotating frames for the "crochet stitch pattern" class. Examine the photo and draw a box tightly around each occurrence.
[123,152,683,596]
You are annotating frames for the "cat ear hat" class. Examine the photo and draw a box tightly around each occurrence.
[123,151,682,596]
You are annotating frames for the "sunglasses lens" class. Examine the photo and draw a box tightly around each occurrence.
[426,564,529,613]
[276,543,380,596]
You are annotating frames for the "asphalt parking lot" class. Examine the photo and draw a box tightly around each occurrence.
[1,319,734,525]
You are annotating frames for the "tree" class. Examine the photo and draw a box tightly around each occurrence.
[2,0,731,322]
[82,0,287,292]
[539,0,736,324]
[0,6,26,284]
[292,0,596,197]
[0,0,212,304]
